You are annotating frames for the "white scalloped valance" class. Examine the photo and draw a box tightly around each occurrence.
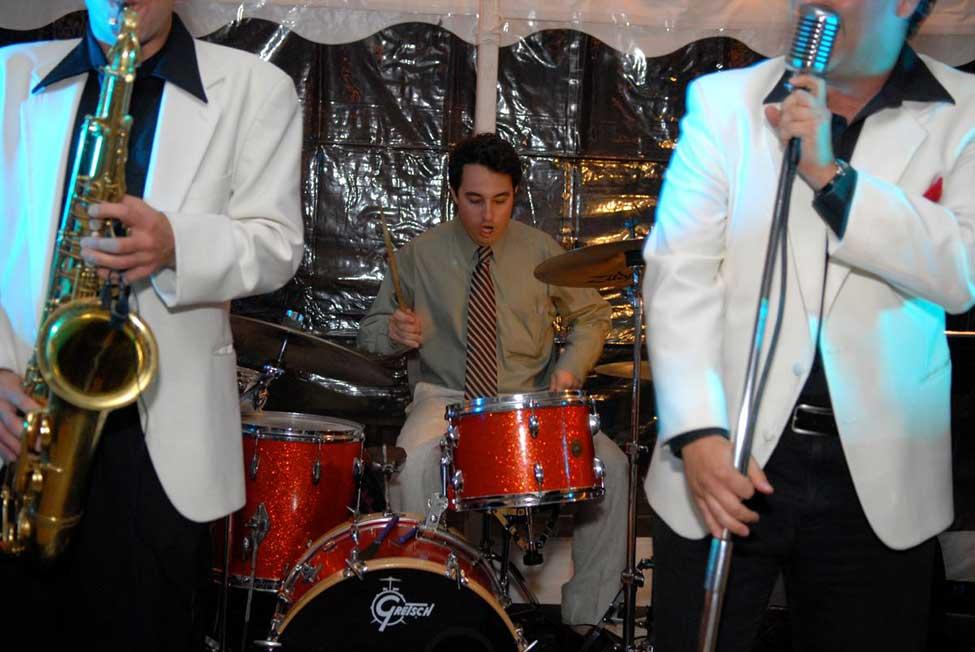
[5,0,975,65]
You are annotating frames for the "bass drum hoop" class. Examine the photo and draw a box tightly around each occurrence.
[278,513,498,598]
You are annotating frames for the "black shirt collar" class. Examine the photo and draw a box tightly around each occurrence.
[33,13,206,103]
[763,45,954,112]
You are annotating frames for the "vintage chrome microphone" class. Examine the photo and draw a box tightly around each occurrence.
[696,6,839,652]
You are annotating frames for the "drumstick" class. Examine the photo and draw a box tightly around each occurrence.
[380,214,407,309]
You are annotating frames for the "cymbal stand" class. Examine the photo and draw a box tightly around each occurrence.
[239,334,288,411]
[240,504,270,652]
[380,445,396,515]
[621,252,649,651]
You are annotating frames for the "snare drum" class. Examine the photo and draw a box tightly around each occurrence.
[445,390,605,510]
[263,513,530,651]
[213,411,364,590]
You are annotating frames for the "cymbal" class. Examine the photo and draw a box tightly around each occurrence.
[594,361,652,382]
[534,238,645,289]
[230,314,395,387]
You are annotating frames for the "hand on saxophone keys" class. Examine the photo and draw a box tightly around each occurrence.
[80,196,176,283]
[0,369,40,461]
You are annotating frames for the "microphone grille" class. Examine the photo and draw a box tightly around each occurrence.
[787,4,841,75]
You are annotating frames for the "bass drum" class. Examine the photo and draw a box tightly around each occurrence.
[264,513,531,652]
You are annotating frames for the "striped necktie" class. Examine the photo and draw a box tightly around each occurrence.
[464,246,498,400]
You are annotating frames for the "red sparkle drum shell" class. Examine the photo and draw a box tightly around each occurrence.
[213,411,364,590]
[446,390,605,510]
[266,513,525,651]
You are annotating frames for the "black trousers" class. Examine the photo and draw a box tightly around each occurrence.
[3,405,212,651]
[651,428,936,652]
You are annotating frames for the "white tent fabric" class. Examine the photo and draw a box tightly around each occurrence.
[5,0,975,65]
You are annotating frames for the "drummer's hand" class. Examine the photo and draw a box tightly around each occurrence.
[0,369,39,461]
[681,435,773,538]
[549,369,581,392]
[389,308,422,349]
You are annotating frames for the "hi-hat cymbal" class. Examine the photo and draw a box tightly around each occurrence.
[594,361,652,382]
[534,238,645,289]
[230,314,395,387]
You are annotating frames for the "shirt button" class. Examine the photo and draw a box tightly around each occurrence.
[792,362,804,377]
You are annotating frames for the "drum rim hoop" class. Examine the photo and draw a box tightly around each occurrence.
[452,486,606,511]
[446,389,590,417]
[284,513,476,583]
[242,429,364,443]
[242,410,365,442]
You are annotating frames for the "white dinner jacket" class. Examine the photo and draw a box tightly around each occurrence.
[0,35,303,522]
[643,55,975,550]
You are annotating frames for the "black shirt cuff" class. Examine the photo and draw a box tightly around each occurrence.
[667,427,730,459]
[812,165,857,239]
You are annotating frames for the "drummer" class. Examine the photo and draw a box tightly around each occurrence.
[356,132,627,628]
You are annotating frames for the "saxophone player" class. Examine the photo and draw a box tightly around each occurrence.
[0,0,303,648]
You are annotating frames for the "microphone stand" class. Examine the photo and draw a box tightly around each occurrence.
[697,136,800,652]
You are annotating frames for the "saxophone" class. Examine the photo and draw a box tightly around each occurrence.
[0,7,158,562]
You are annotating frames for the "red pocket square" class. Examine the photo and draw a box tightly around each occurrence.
[924,177,943,203]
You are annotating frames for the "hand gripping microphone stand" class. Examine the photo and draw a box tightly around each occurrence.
[696,5,840,651]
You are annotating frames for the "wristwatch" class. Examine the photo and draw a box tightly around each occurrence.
[816,158,852,197]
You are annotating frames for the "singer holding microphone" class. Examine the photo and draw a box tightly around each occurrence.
[643,1,975,650]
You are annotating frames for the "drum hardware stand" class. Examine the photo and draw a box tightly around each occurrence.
[240,362,285,413]
[239,325,292,411]
[476,512,542,609]
[368,443,406,515]
[491,505,560,568]
[445,551,470,588]
[239,504,270,652]
[425,434,455,529]
[344,510,367,580]
[620,253,653,652]
[352,455,365,515]
[209,514,234,652]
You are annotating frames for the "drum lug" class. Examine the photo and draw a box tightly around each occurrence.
[528,414,540,439]
[588,412,601,436]
[344,546,367,580]
[311,458,321,485]
[446,423,460,446]
[451,469,464,496]
[533,462,544,489]
[248,449,260,481]
[298,561,321,584]
[444,551,468,589]
[243,503,269,568]
[592,457,606,486]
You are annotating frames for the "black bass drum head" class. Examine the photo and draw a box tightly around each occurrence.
[278,565,519,652]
